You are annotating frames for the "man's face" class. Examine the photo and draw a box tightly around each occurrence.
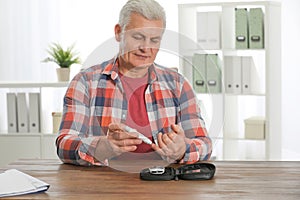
[116,13,164,68]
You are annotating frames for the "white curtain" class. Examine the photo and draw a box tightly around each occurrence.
[0,0,61,82]
[0,0,128,81]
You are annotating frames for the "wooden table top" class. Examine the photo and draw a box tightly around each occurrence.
[1,159,300,200]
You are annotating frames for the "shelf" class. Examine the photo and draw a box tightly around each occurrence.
[211,136,265,141]
[0,82,69,88]
[224,137,265,141]
[0,132,58,136]
[0,133,58,167]
[179,1,280,7]
[224,93,266,96]
[0,132,42,136]
[222,49,266,57]
[179,1,281,160]
[0,82,65,166]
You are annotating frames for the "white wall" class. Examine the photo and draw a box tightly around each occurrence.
[161,0,300,160]
[71,0,300,160]
[281,0,300,160]
[165,0,300,160]
[0,0,299,160]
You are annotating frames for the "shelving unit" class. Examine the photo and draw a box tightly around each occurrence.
[178,1,281,160]
[0,82,69,166]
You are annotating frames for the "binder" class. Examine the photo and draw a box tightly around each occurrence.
[197,12,207,49]
[235,8,248,49]
[16,93,28,133]
[241,57,252,94]
[197,12,221,49]
[207,12,221,49]
[6,93,18,133]
[181,56,193,84]
[206,54,222,93]
[249,8,264,49]
[242,57,260,94]
[29,93,40,133]
[224,56,242,94]
[192,54,207,93]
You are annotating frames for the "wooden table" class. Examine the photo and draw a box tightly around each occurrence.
[1,159,300,200]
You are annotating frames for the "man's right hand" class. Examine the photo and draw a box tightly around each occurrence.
[94,123,142,162]
[107,123,142,153]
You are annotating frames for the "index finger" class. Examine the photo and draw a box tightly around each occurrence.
[108,123,139,139]
[108,123,123,132]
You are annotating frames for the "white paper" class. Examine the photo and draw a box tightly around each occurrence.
[0,169,50,197]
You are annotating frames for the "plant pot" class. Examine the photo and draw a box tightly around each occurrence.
[56,68,70,82]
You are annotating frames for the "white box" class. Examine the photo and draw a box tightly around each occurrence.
[244,116,265,139]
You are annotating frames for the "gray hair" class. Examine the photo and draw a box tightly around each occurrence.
[118,0,166,30]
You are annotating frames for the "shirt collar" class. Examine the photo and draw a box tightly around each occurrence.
[102,55,159,83]
[148,63,158,84]
[102,56,119,81]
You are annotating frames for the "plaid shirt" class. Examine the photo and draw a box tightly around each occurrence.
[56,57,212,166]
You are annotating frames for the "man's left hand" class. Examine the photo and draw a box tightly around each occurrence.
[151,124,186,163]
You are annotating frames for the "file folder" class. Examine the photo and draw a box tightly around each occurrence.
[29,93,40,133]
[249,8,264,49]
[16,93,29,133]
[235,8,248,49]
[206,54,222,93]
[6,93,18,133]
[197,12,207,49]
[197,12,221,50]
[192,54,207,93]
[241,56,252,94]
[207,12,221,50]
[242,56,260,94]
[181,56,193,84]
[224,56,242,94]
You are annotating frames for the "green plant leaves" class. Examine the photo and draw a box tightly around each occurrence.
[42,43,80,68]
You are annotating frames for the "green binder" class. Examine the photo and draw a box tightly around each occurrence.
[249,8,264,49]
[206,54,222,93]
[192,54,207,93]
[235,8,248,49]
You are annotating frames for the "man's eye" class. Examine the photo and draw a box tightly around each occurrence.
[132,35,143,40]
[151,38,161,44]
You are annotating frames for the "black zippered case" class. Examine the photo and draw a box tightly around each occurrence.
[140,162,216,181]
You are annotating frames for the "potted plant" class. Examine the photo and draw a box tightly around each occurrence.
[43,43,80,81]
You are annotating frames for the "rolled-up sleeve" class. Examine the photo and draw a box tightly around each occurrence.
[178,79,212,163]
[56,73,104,166]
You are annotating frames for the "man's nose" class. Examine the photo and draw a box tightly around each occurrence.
[138,40,152,52]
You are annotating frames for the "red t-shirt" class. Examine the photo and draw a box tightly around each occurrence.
[118,73,161,160]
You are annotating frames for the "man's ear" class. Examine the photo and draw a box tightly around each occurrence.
[114,24,122,42]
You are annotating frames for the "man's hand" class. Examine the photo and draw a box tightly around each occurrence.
[94,123,142,161]
[107,123,142,153]
[151,124,186,163]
